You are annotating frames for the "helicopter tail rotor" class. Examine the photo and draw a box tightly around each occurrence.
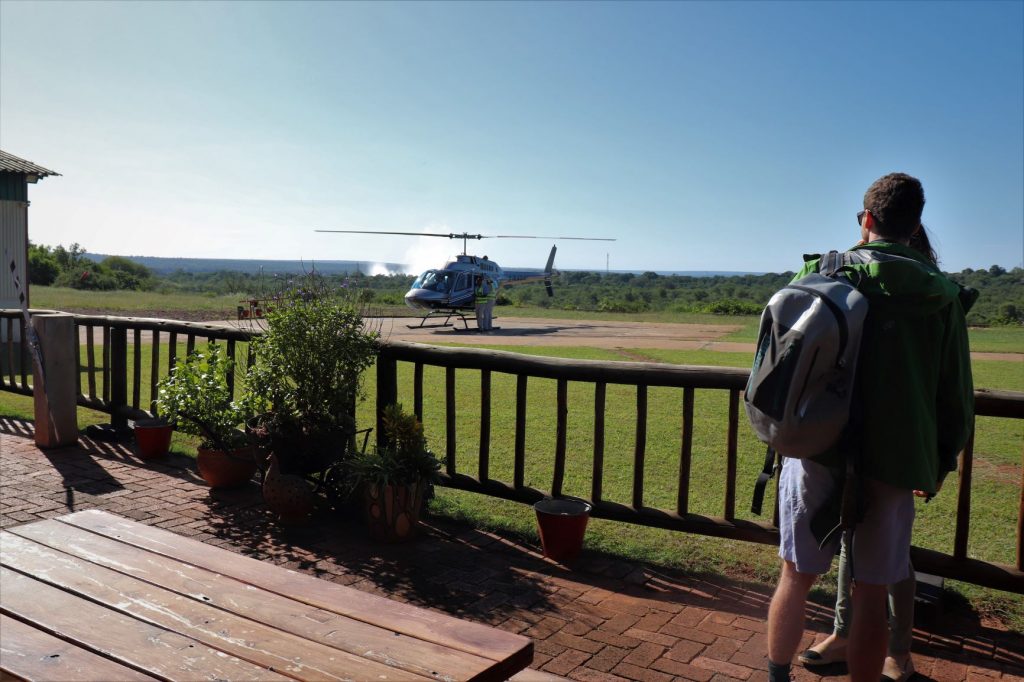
[544,245,557,297]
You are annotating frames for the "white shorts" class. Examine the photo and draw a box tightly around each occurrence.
[777,457,914,585]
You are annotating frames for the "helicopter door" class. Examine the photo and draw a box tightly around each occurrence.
[451,273,474,307]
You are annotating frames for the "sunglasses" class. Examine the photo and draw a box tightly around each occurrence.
[856,210,882,228]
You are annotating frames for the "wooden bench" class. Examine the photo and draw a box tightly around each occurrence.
[0,510,533,681]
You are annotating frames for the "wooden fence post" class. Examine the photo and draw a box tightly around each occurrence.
[31,314,78,448]
[376,348,398,451]
[109,327,128,431]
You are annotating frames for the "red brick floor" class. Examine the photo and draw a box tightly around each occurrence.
[1,417,1021,682]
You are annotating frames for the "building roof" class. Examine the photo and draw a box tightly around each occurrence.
[0,150,60,177]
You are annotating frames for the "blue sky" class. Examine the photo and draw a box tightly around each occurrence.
[2,1,1021,274]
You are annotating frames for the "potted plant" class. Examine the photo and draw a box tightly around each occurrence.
[156,344,257,488]
[133,416,173,460]
[351,404,442,542]
[243,276,380,518]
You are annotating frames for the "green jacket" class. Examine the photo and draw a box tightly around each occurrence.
[475,280,495,302]
[795,241,975,493]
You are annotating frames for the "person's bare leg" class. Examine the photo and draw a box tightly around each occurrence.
[847,581,888,682]
[768,560,818,675]
[800,537,852,665]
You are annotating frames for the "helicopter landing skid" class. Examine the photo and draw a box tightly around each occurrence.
[407,310,475,330]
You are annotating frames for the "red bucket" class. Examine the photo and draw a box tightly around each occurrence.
[134,420,173,460]
[534,498,592,565]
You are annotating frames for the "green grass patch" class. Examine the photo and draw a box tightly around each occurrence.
[968,326,1024,354]
[30,286,244,316]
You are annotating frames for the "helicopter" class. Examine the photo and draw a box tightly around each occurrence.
[315,229,615,328]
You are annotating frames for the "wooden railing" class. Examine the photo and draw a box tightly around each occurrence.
[377,340,1024,594]
[0,310,252,428]
[1,311,1021,593]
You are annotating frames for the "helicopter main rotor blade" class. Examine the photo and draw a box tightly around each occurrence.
[315,229,477,239]
[316,229,614,241]
[492,235,616,241]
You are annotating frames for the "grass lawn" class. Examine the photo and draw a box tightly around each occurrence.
[967,326,1024,354]
[29,286,245,316]
[1,327,1020,629]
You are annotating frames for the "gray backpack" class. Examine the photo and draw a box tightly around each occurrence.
[744,251,868,458]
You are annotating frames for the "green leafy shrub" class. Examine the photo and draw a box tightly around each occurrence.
[244,277,380,476]
[28,243,59,285]
[350,404,442,487]
[156,344,252,451]
[701,299,763,315]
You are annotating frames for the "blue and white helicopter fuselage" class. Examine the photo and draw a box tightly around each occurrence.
[404,250,555,312]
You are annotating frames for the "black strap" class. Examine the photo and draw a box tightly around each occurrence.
[819,250,841,277]
[751,446,779,516]
[818,323,869,552]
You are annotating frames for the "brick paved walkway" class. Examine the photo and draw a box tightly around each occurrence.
[1,418,1021,682]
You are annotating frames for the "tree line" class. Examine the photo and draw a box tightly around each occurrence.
[28,242,1024,326]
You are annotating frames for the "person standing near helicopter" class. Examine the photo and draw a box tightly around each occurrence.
[484,275,497,331]
[474,275,492,332]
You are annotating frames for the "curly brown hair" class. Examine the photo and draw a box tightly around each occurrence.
[863,172,925,240]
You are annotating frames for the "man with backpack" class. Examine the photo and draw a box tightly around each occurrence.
[762,173,974,682]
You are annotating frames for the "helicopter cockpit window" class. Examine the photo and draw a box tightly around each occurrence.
[412,270,453,293]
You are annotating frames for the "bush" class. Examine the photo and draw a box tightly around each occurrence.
[350,404,442,487]
[54,266,119,290]
[156,344,251,451]
[28,244,59,285]
[701,299,763,315]
[103,256,155,291]
[244,276,380,475]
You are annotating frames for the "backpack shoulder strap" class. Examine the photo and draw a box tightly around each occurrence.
[819,250,843,277]
[820,249,870,289]
[750,446,779,516]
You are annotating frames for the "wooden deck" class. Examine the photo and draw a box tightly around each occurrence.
[0,510,533,681]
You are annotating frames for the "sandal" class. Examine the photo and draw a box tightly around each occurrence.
[798,635,847,666]
[881,654,915,682]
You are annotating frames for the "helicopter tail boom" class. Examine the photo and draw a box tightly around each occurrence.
[544,246,557,297]
[499,245,559,296]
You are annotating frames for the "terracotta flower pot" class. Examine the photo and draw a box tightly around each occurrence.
[196,446,258,489]
[134,419,173,460]
[364,479,428,542]
[534,497,592,565]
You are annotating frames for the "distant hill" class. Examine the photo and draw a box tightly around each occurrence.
[85,254,763,278]
[85,254,406,276]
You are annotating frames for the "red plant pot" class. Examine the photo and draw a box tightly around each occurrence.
[134,420,173,460]
[196,446,258,489]
[534,498,592,565]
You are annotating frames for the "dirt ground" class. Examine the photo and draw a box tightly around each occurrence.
[371,316,1021,361]
[73,312,1020,361]
[371,316,755,352]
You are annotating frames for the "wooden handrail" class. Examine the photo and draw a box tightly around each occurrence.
[0,310,257,422]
